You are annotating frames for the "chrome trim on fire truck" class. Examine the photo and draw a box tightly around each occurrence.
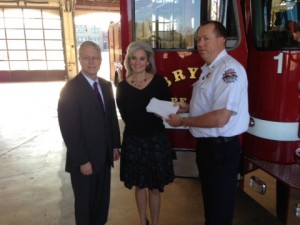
[247,117,300,141]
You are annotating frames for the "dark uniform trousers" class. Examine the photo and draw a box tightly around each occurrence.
[196,136,241,225]
[70,162,111,225]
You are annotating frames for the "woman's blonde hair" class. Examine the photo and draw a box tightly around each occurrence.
[124,40,156,77]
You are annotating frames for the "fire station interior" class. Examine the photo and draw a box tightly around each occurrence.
[0,0,287,225]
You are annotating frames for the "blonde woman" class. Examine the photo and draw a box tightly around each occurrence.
[116,40,174,225]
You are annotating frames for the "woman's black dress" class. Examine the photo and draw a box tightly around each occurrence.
[116,75,175,192]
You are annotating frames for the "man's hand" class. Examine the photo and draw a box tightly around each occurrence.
[175,102,189,113]
[80,161,93,175]
[113,148,120,161]
[166,114,183,127]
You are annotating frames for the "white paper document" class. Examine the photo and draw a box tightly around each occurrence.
[146,97,179,119]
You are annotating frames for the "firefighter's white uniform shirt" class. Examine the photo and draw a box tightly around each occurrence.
[189,50,249,138]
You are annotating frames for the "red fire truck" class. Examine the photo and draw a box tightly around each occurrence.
[108,1,300,224]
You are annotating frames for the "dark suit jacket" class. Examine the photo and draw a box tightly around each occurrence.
[58,73,121,173]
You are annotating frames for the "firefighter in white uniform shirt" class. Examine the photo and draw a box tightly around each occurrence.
[167,21,249,225]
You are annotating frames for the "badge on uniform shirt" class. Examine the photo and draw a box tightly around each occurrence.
[222,69,237,83]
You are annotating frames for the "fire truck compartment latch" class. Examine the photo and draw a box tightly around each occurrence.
[249,176,266,194]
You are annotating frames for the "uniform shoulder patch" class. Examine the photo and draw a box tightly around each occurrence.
[222,69,237,83]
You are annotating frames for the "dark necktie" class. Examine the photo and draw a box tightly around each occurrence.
[93,81,105,114]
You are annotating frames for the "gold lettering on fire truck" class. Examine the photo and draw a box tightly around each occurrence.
[164,67,199,87]
[171,97,187,103]
[187,67,198,79]
[163,67,198,102]
[172,67,199,82]
[164,77,172,87]
[172,69,186,82]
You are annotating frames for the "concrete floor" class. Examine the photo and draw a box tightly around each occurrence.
[0,81,284,225]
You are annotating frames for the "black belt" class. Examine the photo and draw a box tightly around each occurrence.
[196,136,238,144]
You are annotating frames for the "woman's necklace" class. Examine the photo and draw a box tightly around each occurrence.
[131,74,149,88]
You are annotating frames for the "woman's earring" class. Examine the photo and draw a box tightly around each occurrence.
[146,64,151,71]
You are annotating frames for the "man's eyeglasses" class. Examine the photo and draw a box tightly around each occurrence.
[80,56,101,62]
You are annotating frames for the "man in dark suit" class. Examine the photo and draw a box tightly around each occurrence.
[58,41,121,225]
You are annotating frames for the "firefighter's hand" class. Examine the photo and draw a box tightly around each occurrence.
[175,102,189,113]
[166,114,183,127]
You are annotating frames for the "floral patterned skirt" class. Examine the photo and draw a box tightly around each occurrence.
[120,131,175,192]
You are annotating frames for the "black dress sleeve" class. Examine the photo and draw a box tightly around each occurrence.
[155,74,172,101]
[116,81,127,123]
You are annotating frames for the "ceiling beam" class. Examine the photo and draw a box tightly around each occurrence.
[75,0,119,12]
